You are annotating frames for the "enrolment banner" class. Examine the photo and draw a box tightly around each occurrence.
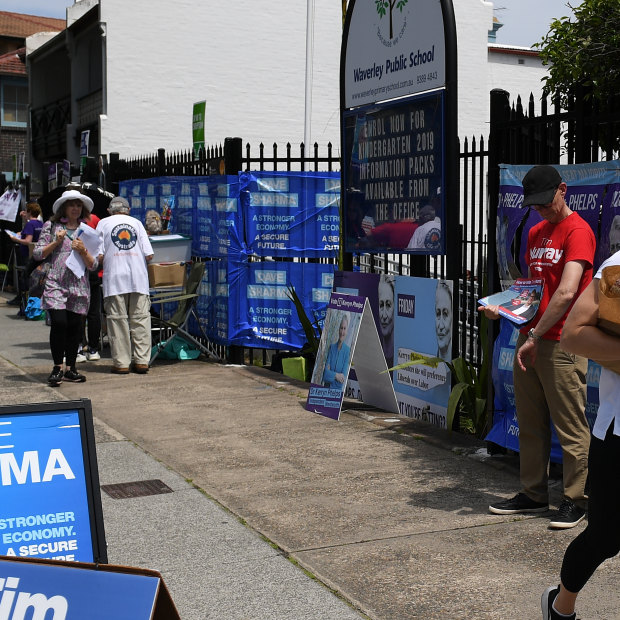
[343,92,444,254]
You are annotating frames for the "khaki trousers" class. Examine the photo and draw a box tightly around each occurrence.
[104,293,151,368]
[513,333,590,508]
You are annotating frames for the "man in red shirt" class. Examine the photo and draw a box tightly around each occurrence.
[481,165,595,529]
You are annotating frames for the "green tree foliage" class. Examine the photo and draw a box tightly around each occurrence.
[535,0,620,107]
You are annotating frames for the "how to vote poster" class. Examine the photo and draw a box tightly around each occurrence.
[392,277,453,427]
[0,401,106,563]
[307,293,366,420]
[342,91,445,254]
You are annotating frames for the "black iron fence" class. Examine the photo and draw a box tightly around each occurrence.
[102,136,489,368]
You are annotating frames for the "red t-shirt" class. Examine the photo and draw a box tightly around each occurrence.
[521,212,595,341]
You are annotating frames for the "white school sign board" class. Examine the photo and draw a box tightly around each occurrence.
[343,0,446,109]
[307,292,398,420]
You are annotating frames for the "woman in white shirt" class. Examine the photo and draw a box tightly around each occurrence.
[541,251,620,620]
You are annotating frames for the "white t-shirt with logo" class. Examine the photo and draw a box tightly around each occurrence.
[97,214,154,297]
[407,217,441,250]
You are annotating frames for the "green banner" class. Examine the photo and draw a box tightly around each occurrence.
[192,100,206,158]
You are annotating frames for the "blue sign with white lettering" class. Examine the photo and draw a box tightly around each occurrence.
[240,171,340,258]
[0,401,106,564]
[0,559,160,620]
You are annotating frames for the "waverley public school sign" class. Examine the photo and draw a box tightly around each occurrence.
[341,0,457,257]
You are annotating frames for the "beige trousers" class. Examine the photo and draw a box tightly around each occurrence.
[104,293,151,368]
[513,333,590,508]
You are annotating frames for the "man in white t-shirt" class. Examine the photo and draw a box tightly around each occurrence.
[97,197,154,374]
[406,204,441,250]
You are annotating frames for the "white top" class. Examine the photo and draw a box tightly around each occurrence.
[407,217,441,249]
[97,214,154,297]
[593,251,620,440]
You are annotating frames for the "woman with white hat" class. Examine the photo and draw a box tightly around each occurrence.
[32,190,100,386]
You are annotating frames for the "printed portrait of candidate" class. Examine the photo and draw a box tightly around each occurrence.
[378,274,395,369]
[609,215,620,257]
[435,281,453,361]
[321,311,352,391]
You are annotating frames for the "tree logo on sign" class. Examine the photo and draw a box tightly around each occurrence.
[375,0,409,40]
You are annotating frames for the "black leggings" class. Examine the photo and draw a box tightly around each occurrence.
[48,308,83,367]
[561,427,620,592]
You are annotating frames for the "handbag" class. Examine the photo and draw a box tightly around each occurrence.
[24,296,46,321]
[28,261,51,298]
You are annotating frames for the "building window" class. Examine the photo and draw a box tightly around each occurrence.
[1,80,28,127]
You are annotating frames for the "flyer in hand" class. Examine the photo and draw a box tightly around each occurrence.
[478,278,544,325]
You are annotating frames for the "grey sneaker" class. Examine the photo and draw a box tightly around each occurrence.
[548,499,586,529]
[541,585,576,620]
[75,352,87,363]
[489,492,548,515]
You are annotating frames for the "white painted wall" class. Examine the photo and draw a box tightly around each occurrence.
[488,46,548,117]
[98,0,342,157]
[80,0,546,158]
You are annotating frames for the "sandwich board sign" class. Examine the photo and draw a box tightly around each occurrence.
[0,400,107,564]
[307,292,398,419]
[0,556,180,619]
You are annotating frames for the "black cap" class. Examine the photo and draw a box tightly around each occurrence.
[522,165,562,207]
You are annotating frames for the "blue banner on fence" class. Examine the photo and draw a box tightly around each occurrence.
[485,319,600,462]
[204,259,334,348]
[118,179,158,225]
[240,170,340,258]
[193,176,243,258]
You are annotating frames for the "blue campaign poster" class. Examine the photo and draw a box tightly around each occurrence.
[240,170,340,258]
[0,401,106,563]
[238,261,334,349]
[392,276,453,427]
[193,176,243,259]
[342,91,445,255]
[118,179,158,225]
[307,293,366,420]
[485,319,600,462]
[0,558,169,620]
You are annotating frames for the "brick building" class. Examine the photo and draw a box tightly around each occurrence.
[0,11,64,182]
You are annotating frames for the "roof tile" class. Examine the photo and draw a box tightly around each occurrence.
[0,10,65,39]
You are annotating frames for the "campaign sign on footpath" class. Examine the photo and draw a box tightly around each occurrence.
[307,292,397,420]
[0,400,107,564]
[0,556,180,620]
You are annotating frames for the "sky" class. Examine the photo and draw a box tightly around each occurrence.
[10,0,577,49]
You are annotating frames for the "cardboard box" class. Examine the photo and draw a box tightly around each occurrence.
[148,262,187,288]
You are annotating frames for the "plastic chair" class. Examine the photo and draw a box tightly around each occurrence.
[149,261,221,366]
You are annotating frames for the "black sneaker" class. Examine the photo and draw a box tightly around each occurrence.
[489,492,548,515]
[541,585,576,619]
[6,296,21,306]
[48,367,63,386]
[548,499,586,529]
[63,368,86,383]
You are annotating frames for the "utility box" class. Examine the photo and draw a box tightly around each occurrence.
[149,234,192,263]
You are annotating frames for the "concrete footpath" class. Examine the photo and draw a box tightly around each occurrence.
[1,292,619,619]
